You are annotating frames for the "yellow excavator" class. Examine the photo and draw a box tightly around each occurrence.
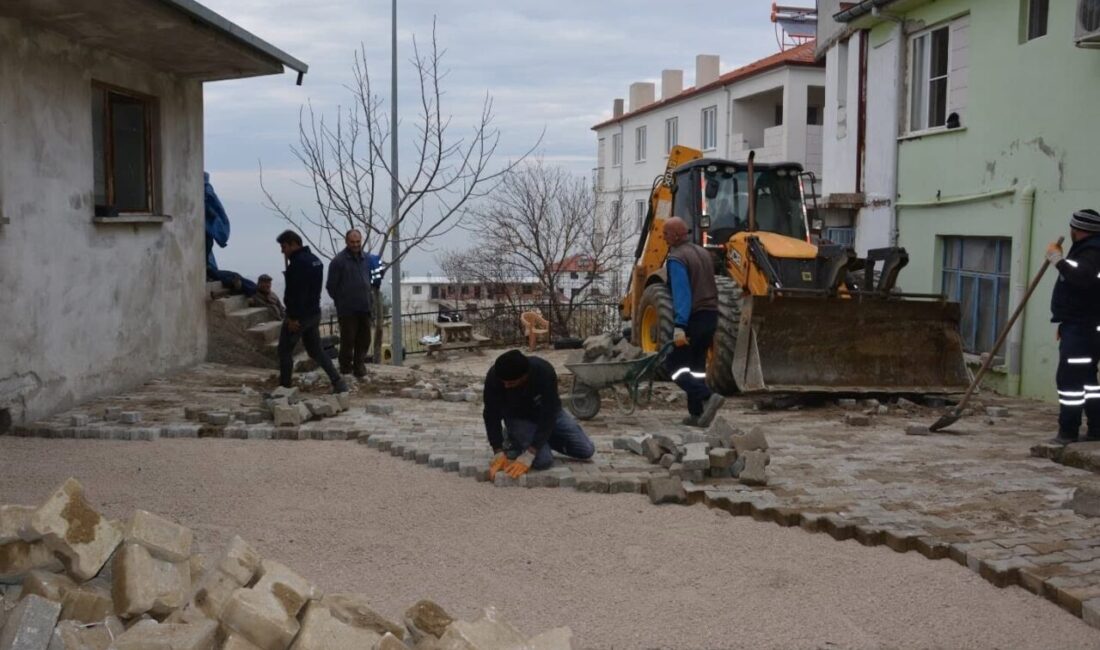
[621,146,970,395]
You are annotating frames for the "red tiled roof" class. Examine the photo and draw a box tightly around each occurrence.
[591,41,821,130]
[548,254,601,273]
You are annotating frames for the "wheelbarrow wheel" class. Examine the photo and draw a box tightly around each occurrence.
[569,383,601,420]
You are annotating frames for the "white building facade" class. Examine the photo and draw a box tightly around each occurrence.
[592,44,825,291]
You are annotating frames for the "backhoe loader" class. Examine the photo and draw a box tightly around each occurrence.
[620,145,969,395]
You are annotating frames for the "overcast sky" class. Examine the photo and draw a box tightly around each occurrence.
[200,0,802,285]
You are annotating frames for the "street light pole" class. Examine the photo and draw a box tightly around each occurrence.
[388,0,403,366]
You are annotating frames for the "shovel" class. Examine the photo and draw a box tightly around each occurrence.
[929,236,1064,432]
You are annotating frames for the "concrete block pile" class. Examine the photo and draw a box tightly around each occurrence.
[579,334,644,363]
[0,479,573,650]
[617,416,771,487]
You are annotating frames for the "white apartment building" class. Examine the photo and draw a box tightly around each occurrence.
[592,43,825,291]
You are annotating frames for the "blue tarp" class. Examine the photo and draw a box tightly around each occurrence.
[205,171,230,271]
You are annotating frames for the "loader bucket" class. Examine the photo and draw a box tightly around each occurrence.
[730,295,970,394]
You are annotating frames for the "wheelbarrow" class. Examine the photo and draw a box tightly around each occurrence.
[565,342,673,420]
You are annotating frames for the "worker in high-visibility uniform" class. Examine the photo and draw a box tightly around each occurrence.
[1047,209,1100,444]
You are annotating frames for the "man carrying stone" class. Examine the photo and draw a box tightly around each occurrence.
[1046,209,1100,444]
[483,350,595,480]
[326,229,382,378]
[276,230,347,393]
[664,216,725,427]
[248,274,285,322]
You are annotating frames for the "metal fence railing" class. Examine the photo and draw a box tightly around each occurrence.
[322,300,624,357]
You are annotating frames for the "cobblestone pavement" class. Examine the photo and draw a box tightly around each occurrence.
[10,361,1100,631]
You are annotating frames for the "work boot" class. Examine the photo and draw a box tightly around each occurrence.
[681,415,700,427]
[1047,434,1078,446]
[333,379,350,394]
[696,393,727,428]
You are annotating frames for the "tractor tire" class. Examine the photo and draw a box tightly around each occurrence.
[634,283,674,380]
[707,276,742,396]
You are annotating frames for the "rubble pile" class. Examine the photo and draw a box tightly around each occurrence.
[0,479,572,650]
[614,416,772,503]
[579,334,644,364]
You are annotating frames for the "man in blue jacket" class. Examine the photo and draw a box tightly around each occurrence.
[1046,209,1100,444]
[664,216,725,427]
[326,229,383,378]
[276,230,347,393]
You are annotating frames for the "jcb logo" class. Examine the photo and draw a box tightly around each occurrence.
[801,271,813,282]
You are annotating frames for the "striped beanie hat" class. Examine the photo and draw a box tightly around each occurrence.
[1071,209,1100,233]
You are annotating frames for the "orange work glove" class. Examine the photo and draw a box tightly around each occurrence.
[1046,240,1064,264]
[488,451,509,480]
[673,327,689,348]
[505,451,536,479]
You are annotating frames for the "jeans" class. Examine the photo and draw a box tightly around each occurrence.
[504,410,595,470]
[1056,322,1100,437]
[338,313,372,376]
[278,314,343,389]
[665,310,717,416]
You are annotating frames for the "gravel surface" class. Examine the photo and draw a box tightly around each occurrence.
[2,437,1098,650]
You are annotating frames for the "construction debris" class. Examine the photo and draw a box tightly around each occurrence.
[580,334,644,363]
[615,417,771,486]
[0,479,574,650]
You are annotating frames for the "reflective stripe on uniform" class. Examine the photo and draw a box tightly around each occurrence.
[671,367,705,380]
[1068,357,1094,364]
[1066,259,1080,268]
[1059,390,1087,397]
[1061,398,1087,407]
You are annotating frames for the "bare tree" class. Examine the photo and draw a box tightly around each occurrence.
[262,21,536,360]
[445,161,627,338]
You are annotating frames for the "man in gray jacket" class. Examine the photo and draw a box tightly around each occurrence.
[326,229,381,378]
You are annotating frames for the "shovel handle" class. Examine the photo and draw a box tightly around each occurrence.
[953,236,1064,413]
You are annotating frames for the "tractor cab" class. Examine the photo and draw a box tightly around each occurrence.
[669,159,809,249]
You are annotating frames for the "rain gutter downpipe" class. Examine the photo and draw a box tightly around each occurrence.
[1007,185,1037,396]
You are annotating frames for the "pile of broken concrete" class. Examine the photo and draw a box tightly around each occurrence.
[579,334,644,364]
[615,417,772,505]
[0,479,571,649]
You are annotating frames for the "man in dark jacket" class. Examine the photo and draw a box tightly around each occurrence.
[276,230,347,393]
[483,350,595,480]
[326,229,382,378]
[1047,209,1100,444]
[664,216,726,427]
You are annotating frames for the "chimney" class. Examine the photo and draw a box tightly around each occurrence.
[628,82,656,112]
[612,98,624,118]
[695,54,720,87]
[661,69,683,99]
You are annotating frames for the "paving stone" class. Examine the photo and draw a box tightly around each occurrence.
[641,437,664,463]
[0,506,33,544]
[608,476,643,494]
[272,405,302,427]
[905,424,931,436]
[844,413,871,427]
[118,411,141,424]
[58,580,113,624]
[658,453,675,469]
[48,616,125,650]
[19,570,74,603]
[0,541,65,583]
[738,450,769,486]
[0,594,60,650]
[183,406,203,421]
[271,386,300,404]
[574,476,609,493]
[681,443,710,471]
[247,428,275,441]
[986,406,1009,418]
[647,477,686,505]
[125,510,192,563]
[111,543,190,616]
[731,427,768,454]
[651,434,683,454]
[1082,597,1100,629]
[708,448,738,469]
[438,612,528,650]
[68,415,88,427]
[1066,487,1100,518]
[295,402,313,423]
[204,412,231,426]
[102,407,121,422]
[222,635,264,650]
[290,599,385,649]
[26,479,122,581]
[707,416,741,447]
[305,399,336,418]
[109,619,218,650]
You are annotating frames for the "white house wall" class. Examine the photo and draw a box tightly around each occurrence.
[857,24,903,254]
[822,33,863,196]
[0,16,206,425]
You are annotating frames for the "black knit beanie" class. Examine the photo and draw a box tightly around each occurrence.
[1071,209,1100,233]
[494,349,530,381]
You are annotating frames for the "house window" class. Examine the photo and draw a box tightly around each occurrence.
[635,199,646,231]
[807,106,821,125]
[612,133,622,166]
[910,25,951,132]
[774,104,784,126]
[1024,0,1049,41]
[701,106,717,150]
[941,237,1012,356]
[665,117,678,154]
[92,84,156,213]
[610,200,621,230]
[474,286,481,299]
[824,227,855,247]
[430,285,440,299]
[635,126,647,162]
[412,285,423,295]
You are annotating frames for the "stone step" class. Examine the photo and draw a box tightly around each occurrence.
[206,281,230,300]
[211,295,248,317]
[227,307,272,330]
[246,320,282,344]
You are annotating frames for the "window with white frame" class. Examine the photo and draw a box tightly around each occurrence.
[665,117,678,154]
[941,237,1011,356]
[635,126,646,162]
[635,199,646,231]
[909,25,952,132]
[412,285,423,295]
[701,106,717,150]
[612,133,622,166]
[610,200,621,230]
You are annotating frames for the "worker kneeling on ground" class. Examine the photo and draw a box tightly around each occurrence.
[1047,209,1100,444]
[664,216,725,427]
[483,350,595,479]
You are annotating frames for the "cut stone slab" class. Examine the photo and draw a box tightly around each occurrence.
[295,402,313,423]
[739,450,769,486]
[404,600,454,641]
[438,612,528,650]
[844,413,871,427]
[59,580,113,623]
[731,427,768,454]
[641,438,664,463]
[0,540,65,584]
[26,479,123,581]
[0,594,61,650]
[111,543,190,617]
[215,536,262,586]
[0,506,35,544]
[289,596,400,650]
[124,510,192,563]
[708,448,738,469]
[48,616,125,650]
[221,587,300,650]
[647,477,687,505]
[707,416,742,447]
[272,406,301,428]
[108,619,217,650]
[305,399,336,418]
[681,443,710,471]
[20,570,74,603]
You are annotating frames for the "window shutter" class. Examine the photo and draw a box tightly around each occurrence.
[947,14,969,123]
